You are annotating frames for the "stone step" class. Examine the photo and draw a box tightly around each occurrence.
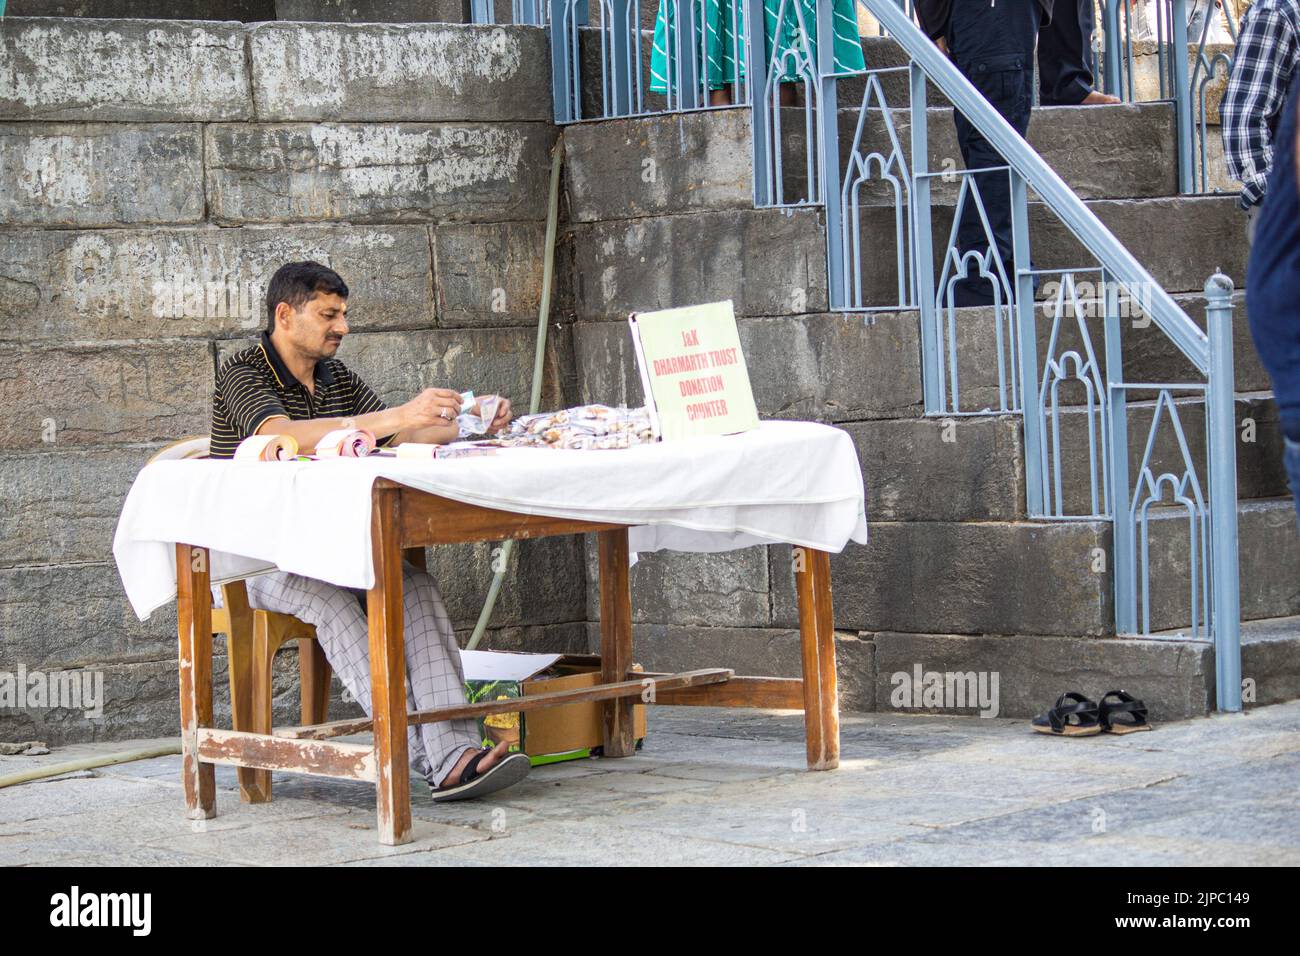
[573,310,926,424]
[573,290,1269,423]
[274,0,471,21]
[869,612,1299,719]
[1036,393,1287,513]
[869,630,1218,720]
[585,612,1297,719]
[564,102,1178,224]
[784,103,1177,204]
[1165,497,1300,628]
[567,191,1245,323]
[777,518,1120,636]
[826,194,1246,304]
[766,496,1297,638]
[573,309,1285,522]
[568,205,830,319]
[837,392,1288,523]
[1228,615,1300,709]
[0,18,550,123]
[949,291,1270,411]
[583,496,1296,643]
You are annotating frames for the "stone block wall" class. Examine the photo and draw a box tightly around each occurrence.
[0,18,590,745]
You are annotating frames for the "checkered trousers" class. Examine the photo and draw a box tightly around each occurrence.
[213,563,481,788]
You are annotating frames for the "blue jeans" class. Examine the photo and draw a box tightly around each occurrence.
[948,0,1041,307]
[1287,436,1300,536]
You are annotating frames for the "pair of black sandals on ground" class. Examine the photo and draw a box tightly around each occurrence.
[429,746,532,802]
[1031,689,1153,737]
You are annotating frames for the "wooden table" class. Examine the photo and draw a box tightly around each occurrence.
[174,478,840,845]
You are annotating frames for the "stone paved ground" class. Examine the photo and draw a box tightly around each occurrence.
[2,702,1297,866]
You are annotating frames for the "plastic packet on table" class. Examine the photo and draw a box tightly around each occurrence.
[394,440,507,459]
[456,392,503,437]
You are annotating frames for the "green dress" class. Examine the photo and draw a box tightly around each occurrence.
[649,0,866,94]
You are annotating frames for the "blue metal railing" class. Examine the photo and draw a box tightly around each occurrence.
[533,0,754,123]
[472,0,546,25]
[520,0,1243,708]
[836,0,1242,708]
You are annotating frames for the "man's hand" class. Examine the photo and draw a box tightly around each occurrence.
[401,387,463,430]
[936,36,949,56]
[482,396,513,435]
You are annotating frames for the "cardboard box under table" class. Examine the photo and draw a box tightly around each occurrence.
[463,650,647,764]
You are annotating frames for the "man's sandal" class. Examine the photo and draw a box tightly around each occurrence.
[1098,689,1153,734]
[430,746,531,803]
[1030,692,1103,737]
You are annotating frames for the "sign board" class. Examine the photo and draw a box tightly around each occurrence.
[628,300,760,441]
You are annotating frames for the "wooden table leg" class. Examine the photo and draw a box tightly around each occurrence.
[368,485,412,845]
[176,543,217,819]
[794,547,839,770]
[299,638,332,726]
[222,581,271,803]
[597,527,636,757]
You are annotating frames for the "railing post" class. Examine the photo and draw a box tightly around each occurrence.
[1170,0,1195,193]
[471,0,494,24]
[608,0,637,116]
[748,0,773,206]
[514,0,545,27]
[674,0,703,111]
[549,0,588,123]
[820,0,843,307]
[910,64,942,412]
[1102,1,1122,97]
[1205,272,1242,711]
[1011,170,1045,516]
[1104,271,1137,633]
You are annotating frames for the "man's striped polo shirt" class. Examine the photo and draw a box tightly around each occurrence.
[210,331,394,458]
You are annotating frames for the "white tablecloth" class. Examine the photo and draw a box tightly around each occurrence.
[113,420,869,621]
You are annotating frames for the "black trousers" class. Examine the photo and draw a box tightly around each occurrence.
[1038,0,1098,105]
[948,0,1041,307]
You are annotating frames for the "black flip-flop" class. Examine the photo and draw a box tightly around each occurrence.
[430,747,531,802]
[1031,692,1102,737]
[1098,689,1153,735]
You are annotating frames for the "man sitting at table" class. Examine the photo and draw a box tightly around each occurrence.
[209,260,529,802]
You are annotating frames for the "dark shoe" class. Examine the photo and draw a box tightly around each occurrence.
[430,747,530,803]
[1098,689,1153,735]
[1031,692,1102,737]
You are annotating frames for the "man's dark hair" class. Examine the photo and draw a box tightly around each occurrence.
[265,261,349,332]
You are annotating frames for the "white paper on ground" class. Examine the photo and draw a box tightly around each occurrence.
[460,650,564,682]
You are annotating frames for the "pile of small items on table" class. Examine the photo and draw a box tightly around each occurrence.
[422,401,657,458]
